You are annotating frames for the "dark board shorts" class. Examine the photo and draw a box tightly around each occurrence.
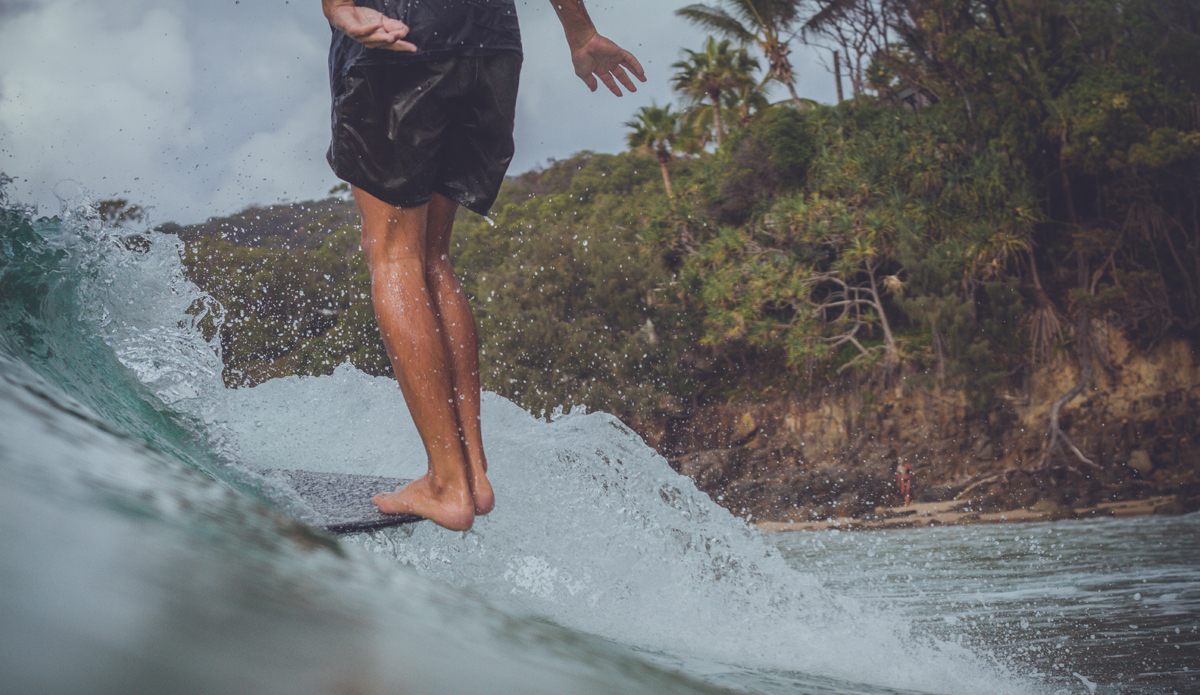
[327,52,521,216]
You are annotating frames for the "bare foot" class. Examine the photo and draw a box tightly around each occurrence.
[373,475,474,531]
[470,468,495,516]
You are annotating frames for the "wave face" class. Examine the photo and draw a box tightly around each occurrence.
[0,194,1035,695]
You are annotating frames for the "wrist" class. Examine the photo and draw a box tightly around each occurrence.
[322,0,354,21]
[550,0,598,51]
[565,27,599,53]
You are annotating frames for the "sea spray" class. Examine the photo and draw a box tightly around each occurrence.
[60,196,229,411]
[216,366,1029,694]
[5,191,1036,694]
[0,187,230,477]
[0,354,736,695]
[1,196,738,695]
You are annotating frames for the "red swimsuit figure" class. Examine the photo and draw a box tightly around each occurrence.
[896,462,913,507]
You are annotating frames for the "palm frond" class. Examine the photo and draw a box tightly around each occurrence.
[801,0,860,36]
[675,4,757,43]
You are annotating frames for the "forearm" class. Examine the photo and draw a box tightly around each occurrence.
[548,0,598,50]
[323,0,354,21]
[548,0,644,94]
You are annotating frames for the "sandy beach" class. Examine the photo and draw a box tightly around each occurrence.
[752,494,1188,532]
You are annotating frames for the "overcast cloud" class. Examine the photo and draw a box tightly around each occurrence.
[0,0,836,224]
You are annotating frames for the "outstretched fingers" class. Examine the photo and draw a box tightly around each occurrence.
[592,51,644,96]
[613,63,642,95]
[613,51,645,92]
[572,34,646,96]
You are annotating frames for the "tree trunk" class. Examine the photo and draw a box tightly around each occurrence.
[866,260,898,365]
[656,148,673,199]
[783,79,807,111]
[1039,189,1097,471]
[1040,310,1095,470]
[764,38,806,111]
[834,51,844,102]
[709,90,724,146]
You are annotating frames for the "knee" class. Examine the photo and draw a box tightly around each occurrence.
[362,233,425,274]
[424,252,456,285]
[356,203,428,270]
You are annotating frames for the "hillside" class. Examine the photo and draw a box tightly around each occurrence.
[163,0,1200,521]
[165,140,1200,522]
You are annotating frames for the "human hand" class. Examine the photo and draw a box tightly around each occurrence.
[569,32,646,96]
[326,2,417,51]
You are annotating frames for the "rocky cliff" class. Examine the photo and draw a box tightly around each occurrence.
[651,322,1200,521]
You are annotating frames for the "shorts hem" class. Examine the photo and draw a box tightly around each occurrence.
[332,175,496,217]
[433,185,496,217]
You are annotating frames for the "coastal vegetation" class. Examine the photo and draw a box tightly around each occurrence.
[163,0,1199,519]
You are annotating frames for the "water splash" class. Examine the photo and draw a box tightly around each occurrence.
[2,190,1037,694]
[211,366,1031,694]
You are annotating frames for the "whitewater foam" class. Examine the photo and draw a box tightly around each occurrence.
[49,193,1037,695]
[206,363,1031,694]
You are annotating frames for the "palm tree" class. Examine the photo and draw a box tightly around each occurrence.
[676,0,807,110]
[675,78,766,153]
[724,78,769,127]
[625,104,680,198]
[671,37,760,147]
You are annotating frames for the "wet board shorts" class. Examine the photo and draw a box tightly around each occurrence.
[327,52,522,216]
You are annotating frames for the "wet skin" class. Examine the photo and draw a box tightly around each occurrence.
[325,0,643,530]
[357,189,493,531]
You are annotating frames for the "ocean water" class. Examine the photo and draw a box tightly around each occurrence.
[1,193,1196,695]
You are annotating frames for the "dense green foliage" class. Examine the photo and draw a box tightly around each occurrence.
[452,153,703,422]
[174,0,1198,437]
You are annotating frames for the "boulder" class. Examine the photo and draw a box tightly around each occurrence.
[1128,449,1154,476]
[733,412,757,443]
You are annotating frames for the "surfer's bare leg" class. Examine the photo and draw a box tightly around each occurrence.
[423,193,494,515]
[355,187,474,531]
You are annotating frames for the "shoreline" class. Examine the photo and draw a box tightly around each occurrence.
[751,494,1187,532]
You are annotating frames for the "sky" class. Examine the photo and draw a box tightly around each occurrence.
[0,0,837,225]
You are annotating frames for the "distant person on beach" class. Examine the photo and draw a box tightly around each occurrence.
[896,462,913,507]
[321,0,644,530]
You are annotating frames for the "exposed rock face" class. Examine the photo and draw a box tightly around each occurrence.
[654,323,1200,521]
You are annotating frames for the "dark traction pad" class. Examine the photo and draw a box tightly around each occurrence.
[263,469,422,534]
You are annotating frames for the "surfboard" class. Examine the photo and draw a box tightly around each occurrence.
[262,469,422,534]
